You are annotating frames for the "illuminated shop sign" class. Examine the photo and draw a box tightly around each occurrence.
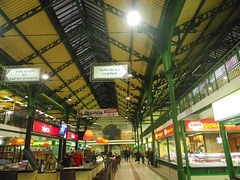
[67,131,78,140]
[155,124,174,140]
[185,120,240,132]
[33,121,59,136]
[212,89,240,121]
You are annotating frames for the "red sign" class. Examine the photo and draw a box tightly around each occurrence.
[155,124,174,140]
[33,121,59,136]
[185,120,240,132]
[67,131,78,140]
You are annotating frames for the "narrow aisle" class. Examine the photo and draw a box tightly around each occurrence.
[113,159,135,180]
[113,158,165,180]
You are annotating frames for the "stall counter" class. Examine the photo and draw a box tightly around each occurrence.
[0,162,104,180]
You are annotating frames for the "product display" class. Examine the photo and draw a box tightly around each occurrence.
[188,152,240,167]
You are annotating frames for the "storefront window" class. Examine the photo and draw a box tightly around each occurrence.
[168,136,176,162]
[159,138,168,161]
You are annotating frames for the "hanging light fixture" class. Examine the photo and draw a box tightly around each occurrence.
[103,139,109,144]
[96,136,104,144]
[16,138,24,145]
[43,141,49,146]
[83,130,94,140]
[30,138,34,145]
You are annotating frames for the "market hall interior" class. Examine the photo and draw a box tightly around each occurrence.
[0,0,240,180]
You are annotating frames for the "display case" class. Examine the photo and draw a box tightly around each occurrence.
[0,145,23,163]
[188,152,240,167]
[168,136,176,162]
[159,139,168,161]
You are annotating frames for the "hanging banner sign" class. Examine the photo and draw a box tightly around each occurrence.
[67,131,78,140]
[78,109,118,117]
[185,120,240,132]
[4,67,41,83]
[212,89,240,121]
[33,121,59,136]
[91,62,129,82]
[155,124,174,140]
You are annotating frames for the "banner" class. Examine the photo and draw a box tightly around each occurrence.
[155,124,174,140]
[33,121,59,136]
[185,120,240,132]
[67,131,78,140]
[78,109,118,117]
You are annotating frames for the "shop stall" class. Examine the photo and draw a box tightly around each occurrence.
[155,124,185,165]
[183,119,240,177]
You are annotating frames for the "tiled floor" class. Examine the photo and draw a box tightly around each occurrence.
[113,158,167,180]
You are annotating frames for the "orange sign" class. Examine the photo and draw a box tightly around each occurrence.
[155,124,174,140]
[185,120,240,132]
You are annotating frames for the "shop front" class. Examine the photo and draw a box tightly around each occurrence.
[155,124,185,166]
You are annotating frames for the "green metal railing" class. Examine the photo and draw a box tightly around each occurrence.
[177,43,240,114]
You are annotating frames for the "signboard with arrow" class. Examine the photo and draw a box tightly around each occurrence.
[4,67,41,84]
[91,62,129,82]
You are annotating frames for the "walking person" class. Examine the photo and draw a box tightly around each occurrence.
[141,151,145,164]
[135,150,141,164]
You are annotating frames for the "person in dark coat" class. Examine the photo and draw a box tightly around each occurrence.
[61,153,71,167]
[141,151,145,164]
[135,151,141,164]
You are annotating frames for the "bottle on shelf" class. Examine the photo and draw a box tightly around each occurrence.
[40,159,45,173]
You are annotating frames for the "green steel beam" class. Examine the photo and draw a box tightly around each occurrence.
[48,51,92,78]
[183,0,232,62]
[173,0,238,37]
[174,0,206,55]
[176,17,240,55]
[22,25,85,63]
[39,0,103,109]
[90,29,146,60]
[0,0,62,35]
[0,8,85,110]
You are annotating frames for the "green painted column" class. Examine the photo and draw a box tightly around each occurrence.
[24,84,41,150]
[134,121,137,147]
[75,117,81,150]
[63,110,70,157]
[149,102,157,167]
[219,121,235,179]
[137,122,140,151]
[181,121,191,180]
[167,72,186,180]
[140,120,144,152]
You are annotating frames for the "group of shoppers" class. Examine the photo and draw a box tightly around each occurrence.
[123,148,153,165]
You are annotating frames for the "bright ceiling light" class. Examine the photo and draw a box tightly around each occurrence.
[127,11,140,26]
[42,73,49,80]
[126,97,130,100]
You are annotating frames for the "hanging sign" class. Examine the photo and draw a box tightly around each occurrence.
[78,108,118,117]
[67,131,78,140]
[155,124,174,140]
[185,120,240,132]
[4,67,41,83]
[212,89,240,121]
[33,121,59,136]
[91,62,129,81]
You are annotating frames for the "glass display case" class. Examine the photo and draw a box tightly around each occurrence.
[188,152,240,167]
[168,136,176,162]
[159,139,168,161]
